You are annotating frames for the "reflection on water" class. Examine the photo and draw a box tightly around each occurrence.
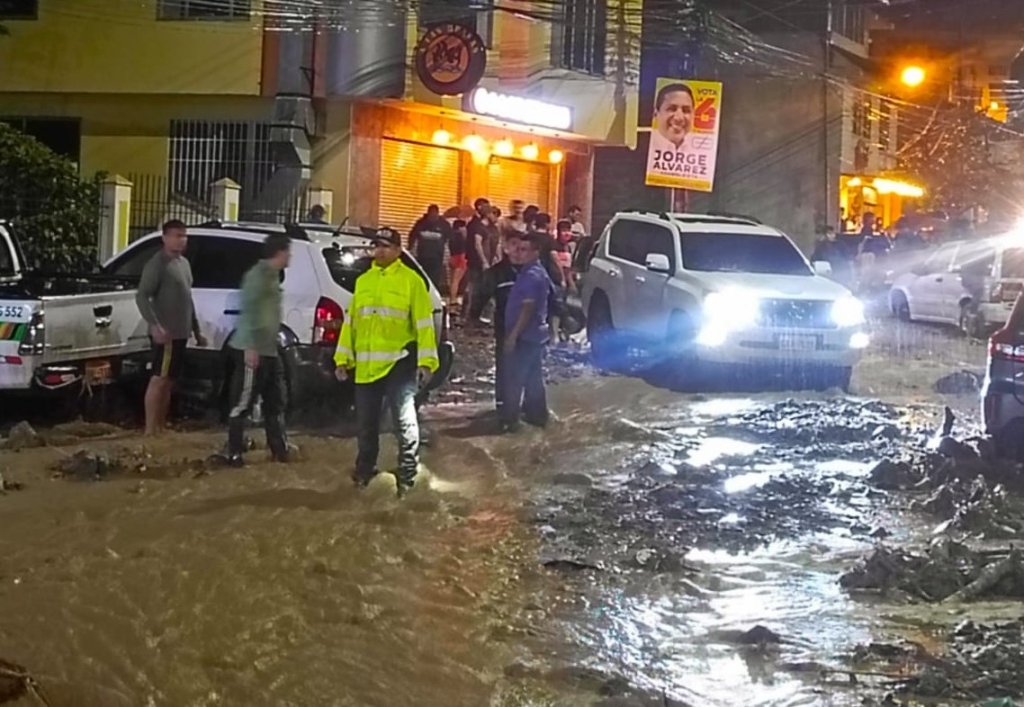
[686,437,762,467]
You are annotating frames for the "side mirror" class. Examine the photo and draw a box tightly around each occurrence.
[645,253,672,274]
[813,260,833,276]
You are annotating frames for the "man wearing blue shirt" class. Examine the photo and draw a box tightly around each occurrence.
[501,233,552,432]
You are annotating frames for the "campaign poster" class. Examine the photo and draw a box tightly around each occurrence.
[645,78,723,192]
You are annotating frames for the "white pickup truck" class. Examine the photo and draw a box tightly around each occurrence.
[0,221,151,394]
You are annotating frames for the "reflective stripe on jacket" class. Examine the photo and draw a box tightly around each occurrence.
[334,259,439,383]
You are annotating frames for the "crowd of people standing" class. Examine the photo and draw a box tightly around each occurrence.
[409,197,590,434]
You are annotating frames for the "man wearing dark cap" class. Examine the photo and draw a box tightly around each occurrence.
[408,204,452,291]
[334,227,439,497]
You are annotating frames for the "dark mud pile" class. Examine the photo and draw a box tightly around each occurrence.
[843,408,1024,604]
[849,618,1024,703]
[530,398,918,571]
[835,407,1024,703]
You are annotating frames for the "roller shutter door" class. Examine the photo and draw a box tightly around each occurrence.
[379,139,462,241]
[486,157,550,214]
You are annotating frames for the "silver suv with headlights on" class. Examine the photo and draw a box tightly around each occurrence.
[581,212,868,390]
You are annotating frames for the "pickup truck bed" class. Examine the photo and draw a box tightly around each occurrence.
[0,223,150,392]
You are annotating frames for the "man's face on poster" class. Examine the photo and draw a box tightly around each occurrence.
[656,89,694,147]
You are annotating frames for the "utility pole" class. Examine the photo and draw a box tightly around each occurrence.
[823,0,833,232]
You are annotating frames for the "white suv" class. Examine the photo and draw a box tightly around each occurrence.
[581,212,868,390]
[102,221,454,408]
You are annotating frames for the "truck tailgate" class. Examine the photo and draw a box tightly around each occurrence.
[38,291,150,363]
[0,300,37,388]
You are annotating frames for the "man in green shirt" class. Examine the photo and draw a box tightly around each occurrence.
[222,233,292,467]
[136,220,206,436]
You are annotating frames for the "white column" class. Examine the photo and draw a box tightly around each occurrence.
[211,177,241,222]
[98,175,132,263]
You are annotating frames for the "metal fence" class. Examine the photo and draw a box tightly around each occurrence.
[127,173,314,242]
[128,173,216,242]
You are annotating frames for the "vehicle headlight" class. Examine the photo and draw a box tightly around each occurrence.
[831,296,866,328]
[703,289,761,330]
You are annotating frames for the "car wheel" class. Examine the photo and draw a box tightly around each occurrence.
[892,292,911,322]
[588,294,617,371]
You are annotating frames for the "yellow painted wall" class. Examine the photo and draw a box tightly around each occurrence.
[0,0,264,94]
[0,93,273,176]
[311,99,353,220]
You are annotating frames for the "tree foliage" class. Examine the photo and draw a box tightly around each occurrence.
[899,107,1024,225]
[0,122,102,272]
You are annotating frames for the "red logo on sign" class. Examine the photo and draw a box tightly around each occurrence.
[693,97,717,131]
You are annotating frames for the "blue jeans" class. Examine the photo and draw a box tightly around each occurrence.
[500,339,549,427]
[354,355,419,483]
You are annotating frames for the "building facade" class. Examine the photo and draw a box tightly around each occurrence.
[593,0,918,253]
[0,0,640,238]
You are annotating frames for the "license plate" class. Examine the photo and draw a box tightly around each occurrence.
[0,304,29,321]
[85,359,113,385]
[778,334,818,351]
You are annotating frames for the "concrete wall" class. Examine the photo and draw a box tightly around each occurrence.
[0,0,265,95]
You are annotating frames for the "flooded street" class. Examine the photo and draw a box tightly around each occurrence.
[0,317,1012,706]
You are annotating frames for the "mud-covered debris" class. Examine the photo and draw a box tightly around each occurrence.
[931,479,1024,540]
[869,459,917,490]
[53,450,123,481]
[841,541,1024,602]
[632,548,690,573]
[0,659,45,705]
[0,472,23,494]
[738,625,783,646]
[51,420,121,438]
[552,472,593,487]
[4,421,43,451]
[542,558,602,572]
[934,370,982,395]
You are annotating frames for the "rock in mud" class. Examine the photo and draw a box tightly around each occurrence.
[0,659,38,705]
[840,540,1024,602]
[552,472,593,487]
[869,459,917,490]
[738,625,783,645]
[934,370,982,395]
[4,422,43,451]
[0,472,23,494]
[53,450,121,481]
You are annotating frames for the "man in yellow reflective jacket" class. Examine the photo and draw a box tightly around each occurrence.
[335,227,439,496]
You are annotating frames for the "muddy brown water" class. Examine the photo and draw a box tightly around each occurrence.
[0,371,1004,706]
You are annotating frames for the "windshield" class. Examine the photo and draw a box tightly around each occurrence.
[1002,247,1024,279]
[681,232,812,276]
[321,247,432,293]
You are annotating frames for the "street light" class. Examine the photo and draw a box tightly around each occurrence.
[900,65,926,88]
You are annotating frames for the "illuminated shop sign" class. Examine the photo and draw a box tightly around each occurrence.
[464,87,573,131]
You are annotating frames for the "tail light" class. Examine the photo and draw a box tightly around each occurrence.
[313,297,343,346]
[17,312,45,356]
[989,327,1024,362]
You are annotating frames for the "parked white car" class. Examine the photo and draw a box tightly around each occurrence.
[580,212,868,390]
[888,235,1024,337]
[102,221,454,408]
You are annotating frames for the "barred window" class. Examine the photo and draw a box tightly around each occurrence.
[159,0,250,20]
[168,120,273,203]
[555,0,607,75]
